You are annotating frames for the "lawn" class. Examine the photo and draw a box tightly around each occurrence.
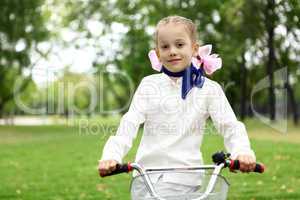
[0,119,299,200]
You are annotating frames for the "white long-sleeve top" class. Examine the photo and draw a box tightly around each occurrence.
[101,73,255,179]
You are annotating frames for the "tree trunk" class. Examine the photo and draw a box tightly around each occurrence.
[0,105,3,118]
[266,0,276,121]
[285,62,299,125]
[274,47,299,125]
[285,82,298,125]
[240,52,247,120]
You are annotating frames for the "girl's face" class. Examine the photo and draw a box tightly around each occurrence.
[156,23,198,73]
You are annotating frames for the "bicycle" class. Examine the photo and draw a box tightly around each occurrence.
[100,151,265,200]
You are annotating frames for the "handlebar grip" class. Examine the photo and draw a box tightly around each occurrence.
[100,163,132,177]
[230,160,265,173]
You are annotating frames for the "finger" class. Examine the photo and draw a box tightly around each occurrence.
[245,156,256,171]
[243,159,251,172]
[247,157,256,172]
[240,162,248,172]
[99,170,105,177]
[99,166,107,176]
[249,161,256,171]
[240,159,250,172]
[245,158,253,172]
[98,163,105,175]
[238,157,245,172]
[105,162,111,172]
[109,160,117,171]
[99,162,109,175]
[250,158,257,171]
[243,158,249,171]
[99,163,106,176]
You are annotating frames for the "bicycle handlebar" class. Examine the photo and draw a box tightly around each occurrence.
[100,151,265,177]
[99,151,265,200]
[227,160,265,173]
[212,151,265,173]
[100,163,133,177]
[100,160,264,177]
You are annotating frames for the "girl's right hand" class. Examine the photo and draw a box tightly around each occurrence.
[98,160,118,177]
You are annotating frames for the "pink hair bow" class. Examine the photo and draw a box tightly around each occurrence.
[148,44,222,75]
[192,44,222,75]
[148,50,162,72]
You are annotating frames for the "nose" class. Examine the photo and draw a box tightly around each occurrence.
[169,46,177,57]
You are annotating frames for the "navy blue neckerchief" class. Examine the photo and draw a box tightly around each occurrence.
[161,63,205,99]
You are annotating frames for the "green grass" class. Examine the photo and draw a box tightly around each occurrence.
[0,119,299,200]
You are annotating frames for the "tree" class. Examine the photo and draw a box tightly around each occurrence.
[214,0,300,123]
[56,0,300,122]
[0,0,50,116]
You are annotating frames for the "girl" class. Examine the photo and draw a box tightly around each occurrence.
[98,15,256,196]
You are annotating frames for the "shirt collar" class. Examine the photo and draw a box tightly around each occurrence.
[161,73,182,87]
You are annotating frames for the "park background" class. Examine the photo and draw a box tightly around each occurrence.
[1,0,300,199]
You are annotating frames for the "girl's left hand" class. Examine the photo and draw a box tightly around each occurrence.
[236,154,256,173]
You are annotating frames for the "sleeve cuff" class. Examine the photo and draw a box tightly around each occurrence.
[230,149,256,160]
[100,154,122,163]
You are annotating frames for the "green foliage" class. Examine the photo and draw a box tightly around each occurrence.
[59,0,299,117]
[41,68,133,116]
[42,70,93,115]
[1,0,299,117]
[0,0,50,114]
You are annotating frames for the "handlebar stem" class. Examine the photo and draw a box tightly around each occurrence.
[130,163,160,198]
[129,163,225,200]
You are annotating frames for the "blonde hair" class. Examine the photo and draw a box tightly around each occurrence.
[154,15,198,45]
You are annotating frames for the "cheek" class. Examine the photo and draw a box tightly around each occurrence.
[184,50,194,58]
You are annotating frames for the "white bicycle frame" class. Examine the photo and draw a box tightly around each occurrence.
[130,163,226,200]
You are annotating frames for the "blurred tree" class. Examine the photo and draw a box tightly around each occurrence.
[44,69,94,117]
[60,0,223,111]
[1,76,40,123]
[259,0,299,123]
[277,0,300,124]
[210,0,266,119]
[213,0,300,123]
[93,66,134,115]
[43,67,132,116]
[59,0,300,122]
[0,0,50,116]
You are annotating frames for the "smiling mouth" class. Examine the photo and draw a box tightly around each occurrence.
[168,59,181,63]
